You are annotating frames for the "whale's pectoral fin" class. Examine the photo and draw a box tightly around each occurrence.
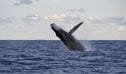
[69,22,83,34]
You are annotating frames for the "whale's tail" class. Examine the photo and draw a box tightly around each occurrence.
[69,22,83,34]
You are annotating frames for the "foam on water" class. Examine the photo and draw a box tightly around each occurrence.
[82,40,92,51]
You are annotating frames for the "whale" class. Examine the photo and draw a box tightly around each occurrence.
[50,22,86,51]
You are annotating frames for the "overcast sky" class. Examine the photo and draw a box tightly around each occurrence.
[0,0,126,40]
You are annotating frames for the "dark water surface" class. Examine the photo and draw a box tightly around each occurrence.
[0,40,126,74]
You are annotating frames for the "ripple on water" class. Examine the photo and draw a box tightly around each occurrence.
[0,40,126,74]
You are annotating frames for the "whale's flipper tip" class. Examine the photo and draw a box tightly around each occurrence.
[79,22,83,25]
[69,22,83,34]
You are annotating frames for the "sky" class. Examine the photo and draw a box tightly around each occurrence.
[0,0,126,40]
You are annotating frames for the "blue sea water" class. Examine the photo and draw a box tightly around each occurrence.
[0,40,126,74]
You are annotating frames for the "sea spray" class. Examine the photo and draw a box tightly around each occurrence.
[82,40,92,51]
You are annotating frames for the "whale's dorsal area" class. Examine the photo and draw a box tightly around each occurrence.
[69,22,83,35]
[50,22,86,51]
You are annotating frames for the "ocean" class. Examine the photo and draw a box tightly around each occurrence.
[0,40,126,74]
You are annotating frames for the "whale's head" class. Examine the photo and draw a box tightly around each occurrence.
[50,23,61,30]
[50,23,63,33]
[50,23,68,38]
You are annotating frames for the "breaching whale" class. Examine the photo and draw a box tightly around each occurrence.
[50,22,86,51]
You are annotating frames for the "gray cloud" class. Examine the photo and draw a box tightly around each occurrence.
[87,16,126,25]
[66,8,86,13]
[0,17,15,24]
[104,17,124,23]
[44,14,82,23]
[63,16,83,23]
[66,8,126,25]
[0,14,42,25]
[14,0,39,6]
[44,11,126,30]
[44,11,86,23]
[22,14,42,24]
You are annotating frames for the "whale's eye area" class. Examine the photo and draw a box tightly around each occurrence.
[50,23,61,30]
[50,23,56,26]
[50,23,56,28]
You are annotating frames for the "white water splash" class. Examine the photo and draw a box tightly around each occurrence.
[82,40,92,51]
